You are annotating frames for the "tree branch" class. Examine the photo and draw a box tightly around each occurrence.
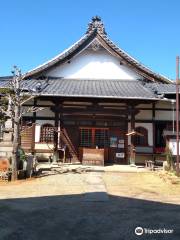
[20,106,44,118]
[20,95,35,106]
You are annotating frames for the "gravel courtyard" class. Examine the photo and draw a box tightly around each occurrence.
[0,172,180,240]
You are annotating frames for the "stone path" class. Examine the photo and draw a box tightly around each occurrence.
[84,172,109,202]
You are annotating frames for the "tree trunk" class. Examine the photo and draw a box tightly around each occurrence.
[11,105,20,181]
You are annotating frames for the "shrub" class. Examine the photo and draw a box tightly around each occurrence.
[165,146,175,172]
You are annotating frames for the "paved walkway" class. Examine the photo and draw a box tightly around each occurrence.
[84,172,109,202]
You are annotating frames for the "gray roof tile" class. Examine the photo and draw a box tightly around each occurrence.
[23,79,157,99]
[145,83,178,94]
[1,77,176,99]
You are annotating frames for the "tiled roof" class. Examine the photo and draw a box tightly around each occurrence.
[21,79,158,100]
[145,83,178,94]
[0,76,177,99]
[0,77,11,88]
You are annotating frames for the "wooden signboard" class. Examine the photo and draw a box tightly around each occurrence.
[82,148,104,166]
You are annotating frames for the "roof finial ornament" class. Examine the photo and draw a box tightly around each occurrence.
[87,16,107,35]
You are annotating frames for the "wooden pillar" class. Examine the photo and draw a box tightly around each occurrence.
[125,103,129,164]
[152,103,156,159]
[32,98,37,155]
[130,105,136,165]
[53,101,59,162]
[32,98,37,124]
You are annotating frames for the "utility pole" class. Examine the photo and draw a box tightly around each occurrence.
[176,56,179,175]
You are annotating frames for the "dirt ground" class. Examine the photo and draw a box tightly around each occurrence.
[103,172,180,203]
[0,172,180,240]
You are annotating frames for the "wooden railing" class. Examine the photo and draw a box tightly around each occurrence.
[60,128,79,162]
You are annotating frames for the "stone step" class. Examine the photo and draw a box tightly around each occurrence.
[0,152,9,157]
[0,143,12,147]
[0,144,13,158]
[0,146,13,152]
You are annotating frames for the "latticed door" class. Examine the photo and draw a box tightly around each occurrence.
[80,128,109,148]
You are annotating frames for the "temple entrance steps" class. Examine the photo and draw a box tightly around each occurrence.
[60,128,79,162]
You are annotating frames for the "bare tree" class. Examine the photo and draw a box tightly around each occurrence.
[0,66,43,181]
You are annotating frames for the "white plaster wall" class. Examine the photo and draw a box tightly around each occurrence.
[36,108,54,117]
[24,99,34,105]
[155,110,174,121]
[137,103,152,108]
[22,107,33,117]
[135,110,152,120]
[156,101,172,109]
[45,49,141,80]
[36,120,54,126]
[135,123,153,146]
[37,100,54,106]
[35,125,41,142]
[128,122,153,146]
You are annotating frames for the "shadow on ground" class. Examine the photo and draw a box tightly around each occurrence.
[0,193,179,240]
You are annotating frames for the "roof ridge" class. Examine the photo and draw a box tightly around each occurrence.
[86,16,107,35]
[45,78,142,82]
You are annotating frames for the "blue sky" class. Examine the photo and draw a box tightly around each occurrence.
[0,0,179,80]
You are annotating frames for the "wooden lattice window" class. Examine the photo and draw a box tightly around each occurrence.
[80,128,109,148]
[134,127,148,146]
[40,124,54,143]
[80,128,92,147]
[95,129,109,148]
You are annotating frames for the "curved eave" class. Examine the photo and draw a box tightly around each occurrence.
[23,32,95,79]
[23,30,171,84]
[32,93,160,101]
[96,34,172,83]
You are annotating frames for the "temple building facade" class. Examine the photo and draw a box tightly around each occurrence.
[0,16,178,165]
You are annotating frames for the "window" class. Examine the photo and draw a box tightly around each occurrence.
[80,128,109,148]
[40,124,54,143]
[134,127,148,146]
[80,128,92,147]
[95,129,109,148]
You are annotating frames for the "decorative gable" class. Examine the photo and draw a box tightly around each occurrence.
[45,42,141,80]
[24,16,171,84]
